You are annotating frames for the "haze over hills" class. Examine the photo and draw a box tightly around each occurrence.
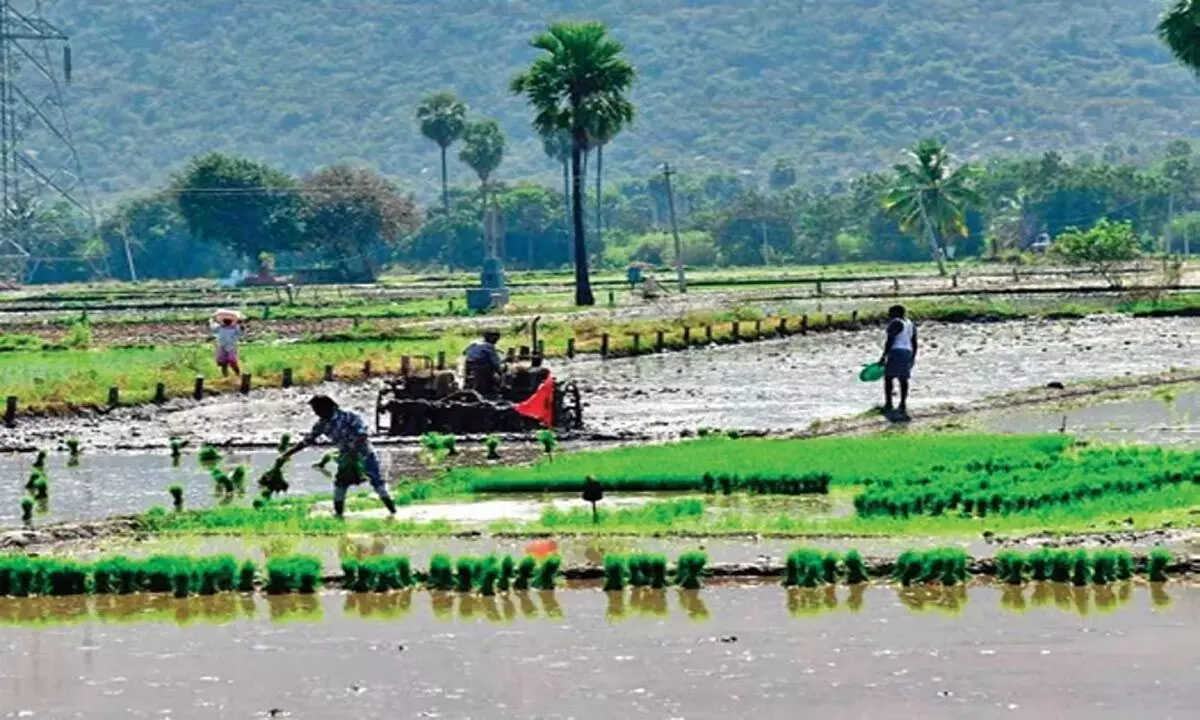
[44,0,1200,202]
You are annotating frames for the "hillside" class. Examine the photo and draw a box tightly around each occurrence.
[42,0,1200,201]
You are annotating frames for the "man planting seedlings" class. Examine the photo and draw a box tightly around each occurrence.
[281,395,397,519]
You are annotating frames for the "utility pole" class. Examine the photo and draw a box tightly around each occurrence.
[662,161,686,293]
[0,1,94,284]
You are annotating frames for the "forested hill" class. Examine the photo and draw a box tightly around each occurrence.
[54,0,1200,200]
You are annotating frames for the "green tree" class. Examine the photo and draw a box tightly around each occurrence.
[881,139,981,275]
[172,152,306,263]
[511,21,636,306]
[416,91,468,212]
[769,159,797,191]
[100,194,235,281]
[1051,218,1140,287]
[459,119,507,257]
[1159,1,1200,74]
[302,165,419,281]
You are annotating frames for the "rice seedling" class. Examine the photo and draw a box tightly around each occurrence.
[1028,548,1052,582]
[65,437,81,462]
[1114,549,1134,581]
[238,560,257,592]
[1049,549,1073,584]
[210,467,235,497]
[24,469,42,492]
[277,433,292,454]
[259,460,289,499]
[32,449,47,471]
[479,556,500,596]
[535,429,558,458]
[1148,547,1172,582]
[169,436,186,465]
[1091,550,1116,585]
[265,555,322,595]
[198,444,223,466]
[315,451,338,470]
[602,554,627,592]
[1070,550,1091,587]
[455,556,480,593]
[532,555,561,591]
[485,435,501,460]
[346,555,414,592]
[29,476,49,502]
[168,485,184,511]
[20,498,33,525]
[784,549,824,588]
[675,551,708,590]
[844,550,869,585]
[440,434,458,456]
[172,568,192,598]
[821,552,840,584]
[513,556,536,591]
[893,548,967,586]
[230,465,248,494]
[428,554,455,591]
[995,550,1027,585]
[498,555,515,592]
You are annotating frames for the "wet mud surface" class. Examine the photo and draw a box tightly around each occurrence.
[1,584,1197,719]
[6,315,1198,449]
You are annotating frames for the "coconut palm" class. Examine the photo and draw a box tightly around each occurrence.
[416,91,468,212]
[511,22,636,306]
[459,119,507,257]
[1159,1,1200,74]
[881,139,981,275]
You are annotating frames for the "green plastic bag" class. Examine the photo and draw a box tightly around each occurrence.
[859,362,885,382]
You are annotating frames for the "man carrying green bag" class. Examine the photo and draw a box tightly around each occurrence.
[879,304,918,420]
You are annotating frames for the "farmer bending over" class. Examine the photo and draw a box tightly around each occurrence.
[880,304,917,419]
[281,395,397,519]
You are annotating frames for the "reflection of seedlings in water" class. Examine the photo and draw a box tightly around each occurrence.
[895,586,967,616]
[846,583,866,613]
[630,588,668,618]
[822,585,838,610]
[1000,585,1027,613]
[537,590,564,619]
[266,595,322,623]
[1030,582,1052,607]
[1150,583,1172,609]
[501,595,517,622]
[1052,583,1073,611]
[786,588,829,618]
[238,594,257,619]
[1071,586,1090,616]
[1116,580,1133,605]
[479,595,502,623]
[515,591,538,619]
[677,589,710,621]
[458,594,478,620]
[1093,585,1117,612]
[605,591,627,622]
[430,591,454,620]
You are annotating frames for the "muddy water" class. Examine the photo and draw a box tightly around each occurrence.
[1,584,1197,718]
[565,315,1199,435]
[983,390,1200,448]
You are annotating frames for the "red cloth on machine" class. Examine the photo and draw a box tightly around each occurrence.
[514,375,555,427]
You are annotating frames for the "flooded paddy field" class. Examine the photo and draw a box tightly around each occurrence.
[1,583,1196,718]
[983,389,1200,448]
[5,314,1198,450]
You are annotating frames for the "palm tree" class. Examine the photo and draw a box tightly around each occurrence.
[882,139,981,275]
[541,128,573,262]
[511,22,636,306]
[587,103,625,245]
[1159,1,1200,74]
[459,119,507,257]
[416,91,468,212]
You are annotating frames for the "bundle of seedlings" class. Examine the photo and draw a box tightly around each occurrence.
[627,553,668,589]
[32,449,47,472]
[210,467,236,498]
[342,555,414,593]
[65,438,82,465]
[169,437,186,465]
[674,551,708,590]
[259,459,290,499]
[602,555,627,592]
[532,554,562,590]
[892,548,968,587]
[168,485,185,512]
[427,553,455,591]
[198,445,223,466]
[513,556,537,591]
[485,435,502,460]
[277,433,292,454]
[264,555,323,595]
[314,450,338,471]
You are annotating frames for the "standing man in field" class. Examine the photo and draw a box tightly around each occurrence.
[280,395,397,519]
[463,329,504,396]
[880,304,917,420]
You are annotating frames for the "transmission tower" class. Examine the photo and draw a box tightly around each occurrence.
[0,0,93,284]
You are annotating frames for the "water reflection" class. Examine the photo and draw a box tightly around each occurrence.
[0,583,1182,628]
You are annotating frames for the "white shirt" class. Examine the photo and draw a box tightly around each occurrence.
[214,325,240,351]
[889,318,914,352]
